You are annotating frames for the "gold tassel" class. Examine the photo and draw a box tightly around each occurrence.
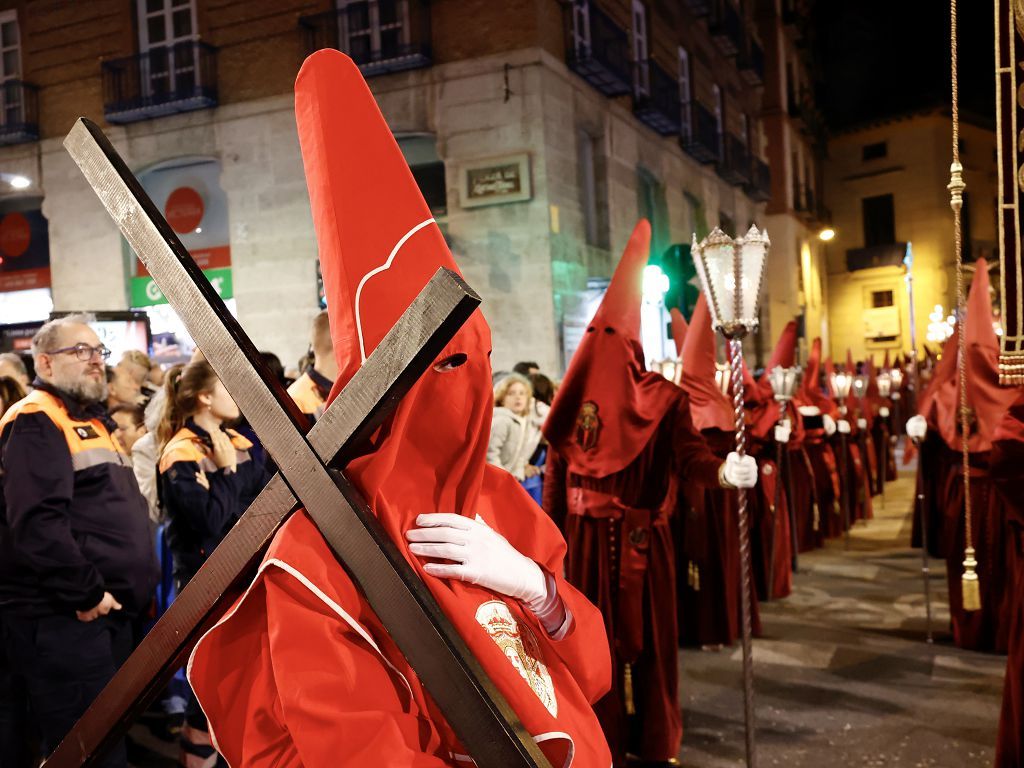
[623,663,635,716]
[962,547,981,611]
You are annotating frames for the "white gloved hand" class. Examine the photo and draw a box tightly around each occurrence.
[906,414,928,440]
[837,419,851,435]
[879,406,890,418]
[406,513,546,605]
[774,423,791,444]
[721,452,758,489]
[822,414,837,436]
[798,405,821,417]
[857,418,868,430]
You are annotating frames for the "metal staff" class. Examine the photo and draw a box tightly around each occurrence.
[904,243,934,642]
[692,226,770,768]
[768,365,801,575]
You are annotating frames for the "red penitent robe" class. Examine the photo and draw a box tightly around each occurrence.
[992,393,1024,767]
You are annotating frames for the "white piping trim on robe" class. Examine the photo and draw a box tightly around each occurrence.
[353,217,436,363]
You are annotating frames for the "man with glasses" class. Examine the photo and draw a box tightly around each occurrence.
[0,313,157,768]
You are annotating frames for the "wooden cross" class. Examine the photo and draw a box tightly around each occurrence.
[50,118,551,768]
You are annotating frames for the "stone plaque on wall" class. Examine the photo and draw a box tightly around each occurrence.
[458,153,531,208]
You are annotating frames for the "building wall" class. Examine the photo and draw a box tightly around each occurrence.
[823,111,997,362]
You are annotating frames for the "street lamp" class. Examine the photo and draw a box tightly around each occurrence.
[829,371,854,548]
[768,365,802,576]
[692,224,769,768]
[818,227,836,242]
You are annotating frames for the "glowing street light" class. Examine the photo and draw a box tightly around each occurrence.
[818,228,836,242]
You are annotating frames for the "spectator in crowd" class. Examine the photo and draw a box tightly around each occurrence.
[488,373,548,489]
[0,314,157,768]
[287,310,336,424]
[0,376,26,419]
[109,403,147,454]
[106,363,145,410]
[513,360,540,377]
[529,371,555,406]
[157,359,268,762]
[131,365,182,526]
[260,351,293,389]
[0,353,30,391]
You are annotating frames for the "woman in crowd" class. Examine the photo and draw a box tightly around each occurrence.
[0,376,26,419]
[157,359,268,764]
[488,373,548,501]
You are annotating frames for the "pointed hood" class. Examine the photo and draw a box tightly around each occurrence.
[670,307,688,360]
[293,50,611,764]
[963,259,1020,451]
[544,220,681,477]
[679,294,735,432]
[757,319,798,399]
[800,337,833,411]
[883,349,891,370]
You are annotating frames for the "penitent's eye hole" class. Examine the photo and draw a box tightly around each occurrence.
[433,353,468,373]
[603,327,615,334]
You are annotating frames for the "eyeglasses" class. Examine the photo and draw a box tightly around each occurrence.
[48,343,112,362]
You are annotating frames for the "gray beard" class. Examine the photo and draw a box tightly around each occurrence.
[52,370,108,404]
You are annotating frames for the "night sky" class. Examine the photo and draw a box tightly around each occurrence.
[812,1,994,131]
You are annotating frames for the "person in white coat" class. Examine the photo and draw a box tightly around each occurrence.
[488,373,548,482]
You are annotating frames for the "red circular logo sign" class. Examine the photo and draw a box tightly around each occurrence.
[0,212,31,258]
[164,187,204,234]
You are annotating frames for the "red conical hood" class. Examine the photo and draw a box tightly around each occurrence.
[680,294,734,431]
[963,259,1021,450]
[544,220,681,477]
[295,51,612,764]
[757,319,798,400]
[800,337,832,411]
[845,348,855,374]
[670,307,688,359]
[883,349,891,370]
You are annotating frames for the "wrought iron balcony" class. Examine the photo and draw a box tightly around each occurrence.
[633,60,681,136]
[717,134,750,186]
[299,0,432,77]
[102,41,217,124]
[680,102,720,164]
[738,35,764,85]
[745,157,771,202]
[0,80,39,145]
[682,0,711,16]
[709,1,742,57]
[564,2,631,97]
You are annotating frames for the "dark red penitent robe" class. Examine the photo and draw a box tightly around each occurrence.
[543,221,723,766]
[187,51,614,767]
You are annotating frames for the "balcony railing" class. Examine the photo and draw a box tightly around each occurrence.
[717,134,750,186]
[102,41,217,124]
[633,60,681,136]
[709,1,742,57]
[564,2,631,97]
[745,157,771,202]
[682,0,711,16]
[0,80,39,145]
[737,35,764,85]
[680,102,720,164]
[299,0,432,77]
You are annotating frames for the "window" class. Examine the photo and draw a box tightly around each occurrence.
[862,194,895,247]
[862,141,887,161]
[571,0,591,59]
[712,84,724,160]
[337,0,412,63]
[136,0,199,97]
[637,168,667,257]
[0,11,21,128]
[678,47,691,141]
[578,130,608,248]
[631,0,649,96]
[871,290,894,308]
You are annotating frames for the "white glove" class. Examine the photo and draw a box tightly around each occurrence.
[407,513,546,605]
[721,452,758,489]
[798,405,821,416]
[879,407,890,418]
[774,423,791,444]
[857,418,868,430]
[906,414,928,440]
[837,419,851,435]
[822,414,837,436]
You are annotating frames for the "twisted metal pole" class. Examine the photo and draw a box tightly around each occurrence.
[729,334,758,768]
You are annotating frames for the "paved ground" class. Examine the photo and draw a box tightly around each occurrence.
[678,471,1005,768]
